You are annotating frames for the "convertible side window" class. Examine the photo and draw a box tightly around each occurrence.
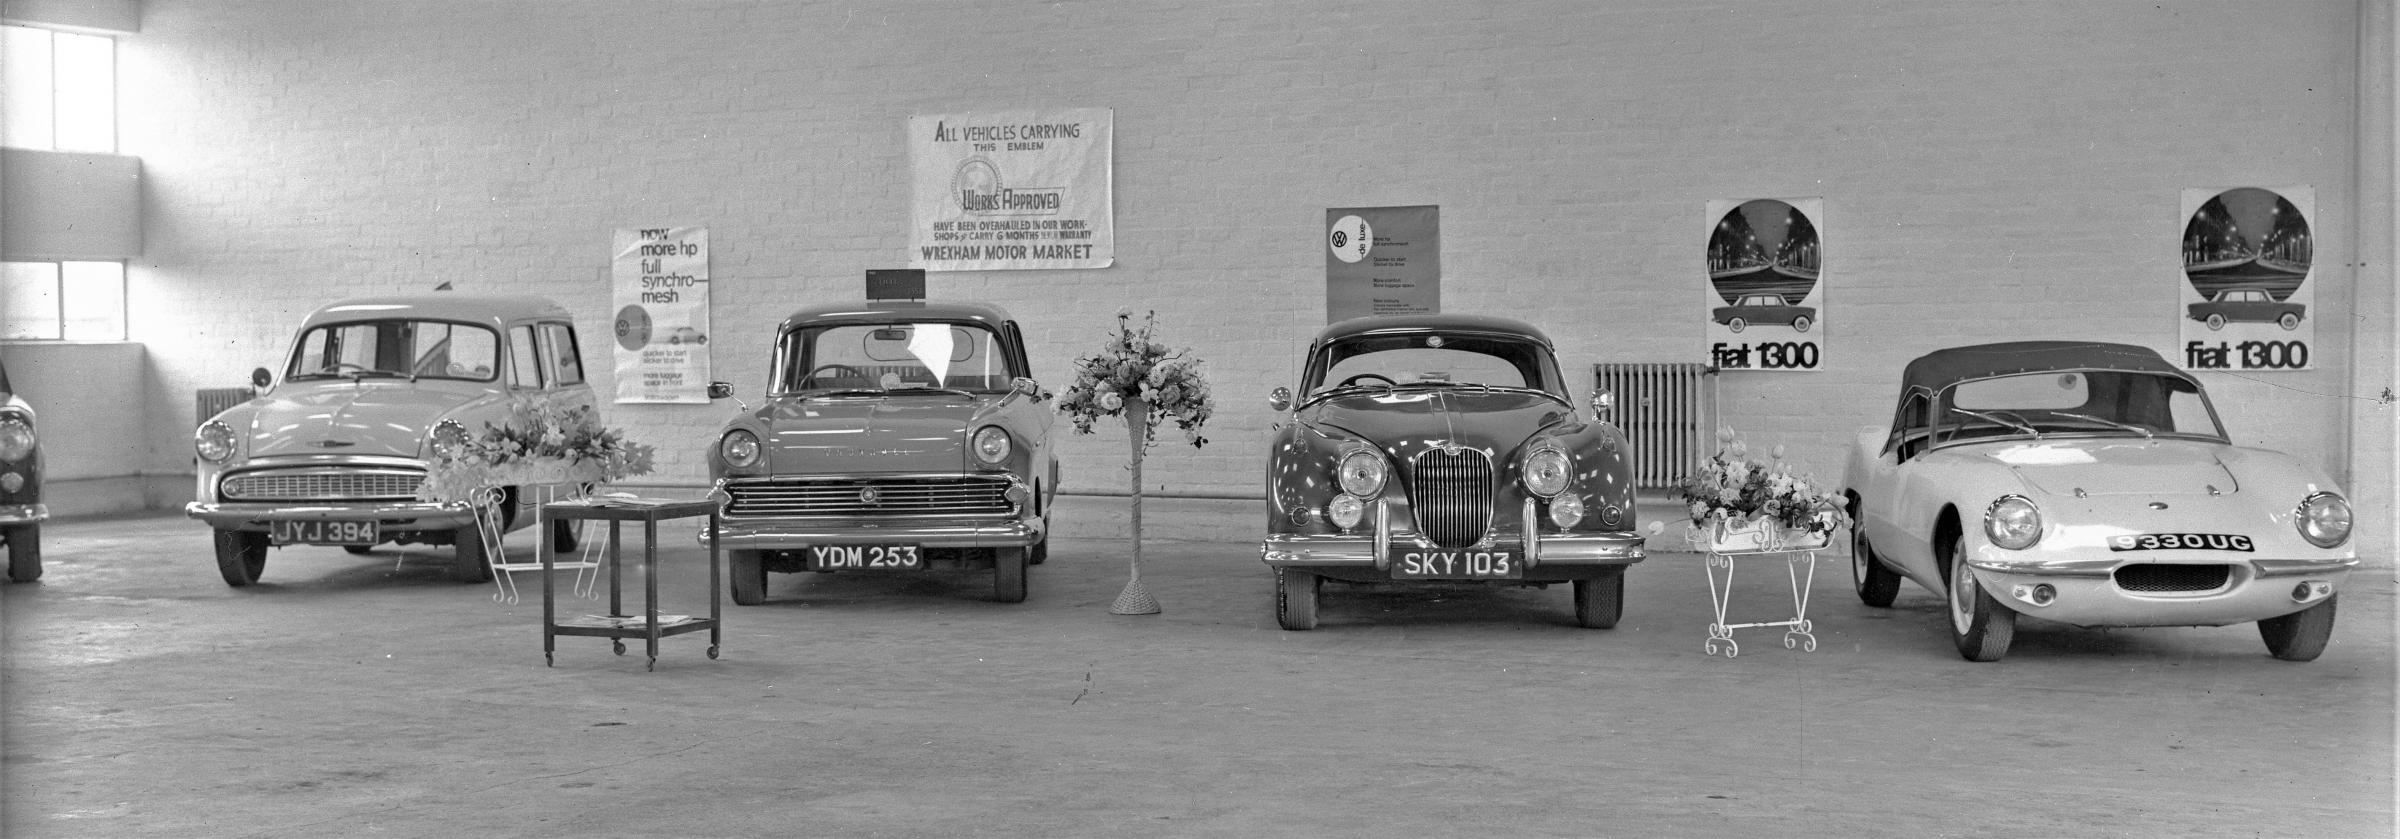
[1887,392,1931,462]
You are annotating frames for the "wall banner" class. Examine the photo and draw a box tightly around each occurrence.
[610,226,710,404]
[1702,198,1825,371]
[909,107,1113,271]
[1325,205,1440,323]
[2178,186,2315,371]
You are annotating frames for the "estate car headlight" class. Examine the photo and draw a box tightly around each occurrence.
[971,425,1012,467]
[2296,491,2353,548]
[194,420,238,464]
[719,428,762,469]
[1523,445,1571,498]
[0,415,34,462]
[1983,495,2043,550]
[429,419,470,460]
[1335,449,1388,497]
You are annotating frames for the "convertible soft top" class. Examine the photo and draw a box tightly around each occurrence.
[1902,341,2194,395]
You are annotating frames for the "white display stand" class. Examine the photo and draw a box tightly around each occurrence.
[1688,519,1825,658]
[469,483,607,605]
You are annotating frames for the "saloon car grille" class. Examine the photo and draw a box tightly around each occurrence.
[2115,564,2232,594]
[1411,449,1494,549]
[723,476,1014,518]
[221,467,425,502]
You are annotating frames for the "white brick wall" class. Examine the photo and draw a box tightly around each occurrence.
[103,1,2386,546]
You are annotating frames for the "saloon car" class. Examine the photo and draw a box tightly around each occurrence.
[706,300,1058,605]
[1844,341,2356,662]
[1711,293,1816,333]
[188,294,594,586]
[1,358,46,583]
[2187,287,2305,331]
[1259,314,1647,630]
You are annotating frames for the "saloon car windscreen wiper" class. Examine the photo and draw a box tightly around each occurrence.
[885,385,980,398]
[1948,407,2042,439]
[2051,411,2153,440]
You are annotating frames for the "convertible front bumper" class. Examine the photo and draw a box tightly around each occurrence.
[185,500,480,532]
[1963,555,2359,627]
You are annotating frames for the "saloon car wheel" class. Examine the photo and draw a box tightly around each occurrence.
[2278,312,2301,331]
[993,547,1028,603]
[1727,317,1748,333]
[5,524,42,583]
[1946,536,2015,662]
[214,529,268,587]
[1275,569,1320,631]
[1792,315,1813,333]
[1572,572,1624,629]
[450,525,492,584]
[729,550,767,606]
[1851,528,1900,608]
[2258,596,2336,662]
[2205,313,2227,331]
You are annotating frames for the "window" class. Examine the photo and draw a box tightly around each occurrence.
[2,261,126,340]
[3,25,115,152]
[508,325,543,389]
[541,323,585,386]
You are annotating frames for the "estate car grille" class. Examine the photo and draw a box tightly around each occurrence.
[221,467,425,502]
[2115,564,2232,594]
[1410,448,1494,549]
[723,476,1014,518]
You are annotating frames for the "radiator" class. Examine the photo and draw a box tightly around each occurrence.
[1592,363,1715,490]
[195,387,254,428]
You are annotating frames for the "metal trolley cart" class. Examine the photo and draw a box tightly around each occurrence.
[539,497,722,671]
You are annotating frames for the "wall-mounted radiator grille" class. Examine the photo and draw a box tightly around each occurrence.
[1593,363,1715,491]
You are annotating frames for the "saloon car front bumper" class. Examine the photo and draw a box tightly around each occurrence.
[1962,554,2358,627]
[700,517,1044,552]
[185,500,481,532]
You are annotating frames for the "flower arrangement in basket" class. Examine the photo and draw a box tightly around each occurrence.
[417,396,657,504]
[1056,308,1215,615]
[1675,427,1847,551]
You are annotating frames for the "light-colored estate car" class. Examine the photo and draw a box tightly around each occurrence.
[1259,314,1648,630]
[189,294,594,586]
[1,358,46,583]
[1843,341,2357,662]
[705,300,1058,605]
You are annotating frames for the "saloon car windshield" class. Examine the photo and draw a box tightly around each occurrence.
[285,319,501,383]
[1934,369,2226,447]
[1305,332,1564,399]
[775,322,1019,394]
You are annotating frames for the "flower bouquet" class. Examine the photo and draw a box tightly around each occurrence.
[418,396,657,504]
[1675,427,1847,552]
[1057,309,1215,615]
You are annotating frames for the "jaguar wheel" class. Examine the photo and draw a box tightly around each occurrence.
[2259,596,2336,662]
[214,529,268,587]
[729,550,767,606]
[5,524,42,583]
[1946,534,2015,662]
[1572,572,1623,629]
[994,547,1028,603]
[1275,568,1320,631]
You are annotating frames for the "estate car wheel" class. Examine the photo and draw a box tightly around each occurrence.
[1946,535,2015,662]
[552,517,580,553]
[214,529,268,587]
[729,550,767,606]
[450,524,492,584]
[1275,568,1320,631]
[993,546,1028,603]
[343,545,375,555]
[2258,596,2337,662]
[5,524,42,583]
[1572,572,1624,629]
[1851,528,1900,608]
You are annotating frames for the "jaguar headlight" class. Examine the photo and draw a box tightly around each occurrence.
[1523,446,1571,498]
[719,428,762,469]
[971,425,1012,467]
[1336,449,1387,498]
[2296,491,2352,548]
[1983,495,2042,550]
[430,419,470,460]
[0,415,34,462]
[194,420,238,464]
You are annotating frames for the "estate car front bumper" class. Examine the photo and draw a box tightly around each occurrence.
[185,500,481,532]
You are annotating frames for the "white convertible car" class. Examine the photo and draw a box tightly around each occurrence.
[1843,341,2357,662]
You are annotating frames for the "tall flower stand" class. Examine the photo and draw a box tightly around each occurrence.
[1687,517,1827,658]
[471,461,608,605]
[1109,401,1162,615]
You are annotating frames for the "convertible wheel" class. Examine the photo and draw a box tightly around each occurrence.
[2258,596,2337,662]
[214,529,268,587]
[729,550,767,606]
[2278,312,2301,331]
[1792,315,1813,333]
[1851,528,1900,607]
[1572,572,1624,629]
[1946,536,2015,662]
[451,525,493,583]
[5,524,42,583]
[1275,568,1320,631]
[993,547,1029,603]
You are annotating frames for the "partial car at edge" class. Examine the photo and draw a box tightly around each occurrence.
[1,357,47,583]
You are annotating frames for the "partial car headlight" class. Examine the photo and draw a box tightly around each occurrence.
[1336,449,1387,497]
[1547,491,1586,529]
[971,425,1012,466]
[194,420,238,464]
[1523,446,1571,498]
[1983,495,2042,550]
[719,429,762,468]
[0,415,34,462]
[2296,491,2352,548]
[1327,494,1367,530]
[429,419,470,460]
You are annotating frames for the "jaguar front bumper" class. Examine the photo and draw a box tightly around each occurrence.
[1260,529,1646,570]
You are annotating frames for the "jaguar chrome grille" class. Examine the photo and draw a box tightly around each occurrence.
[2115,564,2232,594]
[724,476,1014,518]
[221,468,425,502]
[1410,448,1494,549]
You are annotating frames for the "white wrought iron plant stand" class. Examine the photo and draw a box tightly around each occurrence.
[1688,518,1826,658]
[462,464,608,605]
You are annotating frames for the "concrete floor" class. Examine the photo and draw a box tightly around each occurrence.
[3,501,2393,838]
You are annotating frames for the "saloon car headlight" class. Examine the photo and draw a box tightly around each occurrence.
[1983,495,2042,550]
[1547,492,1586,528]
[719,429,762,468]
[2296,491,2352,548]
[1523,446,1571,498]
[0,415,34,462]
[1326,494,1367,530]
[1336,449,1388,497]
[971,425,1012,466]
[429,419,470,460]
[194,420,238,464]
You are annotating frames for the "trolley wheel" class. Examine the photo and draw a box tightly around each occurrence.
[707,645,721,660]
[612,640,626,656]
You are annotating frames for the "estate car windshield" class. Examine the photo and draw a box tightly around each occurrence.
[1933,369,2226,447]
[1304,331,1564,402]
[776,322,1019,395]
[285,320,501,383]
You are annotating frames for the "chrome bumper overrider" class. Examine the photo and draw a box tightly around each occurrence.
[1260,530,1645,570]
[0,503,47,525]
[701,519,1043,551]
[185,500,480,531]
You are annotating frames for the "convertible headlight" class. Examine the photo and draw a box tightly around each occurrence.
[719,429,762,468]
[0,415,34,462]
[429,419,470,460]
[1523,446,1571,498]
[1336,449,1387,497]
[2296,491,2352,548]
[194,420,238,464]
[1983,495,2042,550]
[1326,494,1367,530]
[971,425,1012,466]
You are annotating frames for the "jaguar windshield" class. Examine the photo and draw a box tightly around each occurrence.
[1304,332,1564,400]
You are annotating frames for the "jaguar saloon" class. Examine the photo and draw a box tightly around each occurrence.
[1,358,45,583]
